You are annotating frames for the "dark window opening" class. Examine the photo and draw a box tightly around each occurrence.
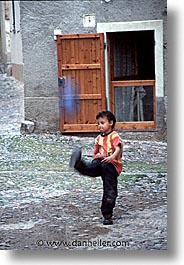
[110,31,155,81]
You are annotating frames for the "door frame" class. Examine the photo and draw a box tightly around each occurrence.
[97,20,164,129]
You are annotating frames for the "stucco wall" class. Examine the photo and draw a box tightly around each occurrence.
[20,0,167,132]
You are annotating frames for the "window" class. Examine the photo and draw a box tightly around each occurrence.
[108,31,156,129]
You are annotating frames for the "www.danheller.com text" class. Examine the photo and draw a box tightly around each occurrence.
[36,239,130,248]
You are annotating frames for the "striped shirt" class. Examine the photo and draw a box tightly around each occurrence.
[93,131,123,175]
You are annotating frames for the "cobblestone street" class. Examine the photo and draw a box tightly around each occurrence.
[0,133,167,250]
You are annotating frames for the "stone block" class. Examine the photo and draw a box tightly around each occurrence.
[21,120,35,134]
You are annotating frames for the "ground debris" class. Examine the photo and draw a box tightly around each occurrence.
[0,133,167,250]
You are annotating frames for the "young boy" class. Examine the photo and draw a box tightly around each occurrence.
[69,110,123,225]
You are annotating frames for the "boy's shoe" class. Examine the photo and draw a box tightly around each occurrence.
[103,217,113,225]
[69,148,82,168]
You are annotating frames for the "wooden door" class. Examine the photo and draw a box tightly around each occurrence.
[57,34,106,133]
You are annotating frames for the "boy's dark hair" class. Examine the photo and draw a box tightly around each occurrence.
[96,110,116,129]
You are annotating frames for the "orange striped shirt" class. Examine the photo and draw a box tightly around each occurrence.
[93,131,123,175]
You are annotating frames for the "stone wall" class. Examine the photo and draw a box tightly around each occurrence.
[19,0,167,132]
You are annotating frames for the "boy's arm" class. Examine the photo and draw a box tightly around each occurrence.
[93,143,99,158]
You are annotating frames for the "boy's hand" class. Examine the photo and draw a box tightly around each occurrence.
[101,155,115,163]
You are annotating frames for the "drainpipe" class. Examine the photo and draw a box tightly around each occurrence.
[104,33,110,110]
[12,0,16,34]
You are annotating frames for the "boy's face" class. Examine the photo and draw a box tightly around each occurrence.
[96,116,113,134]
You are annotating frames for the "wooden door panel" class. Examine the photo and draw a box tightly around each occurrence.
[57,34,105,132]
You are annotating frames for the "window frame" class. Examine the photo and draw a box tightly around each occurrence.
[97,20,164,130]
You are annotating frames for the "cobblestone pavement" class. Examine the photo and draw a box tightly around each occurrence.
[0,133,167,250]
[0,74,24,135]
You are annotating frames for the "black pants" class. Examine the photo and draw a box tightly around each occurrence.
[75,158,118,218]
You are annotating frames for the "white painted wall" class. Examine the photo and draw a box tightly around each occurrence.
[9,0,23,64]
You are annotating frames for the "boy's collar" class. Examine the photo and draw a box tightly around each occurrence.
[101,130,114,137]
